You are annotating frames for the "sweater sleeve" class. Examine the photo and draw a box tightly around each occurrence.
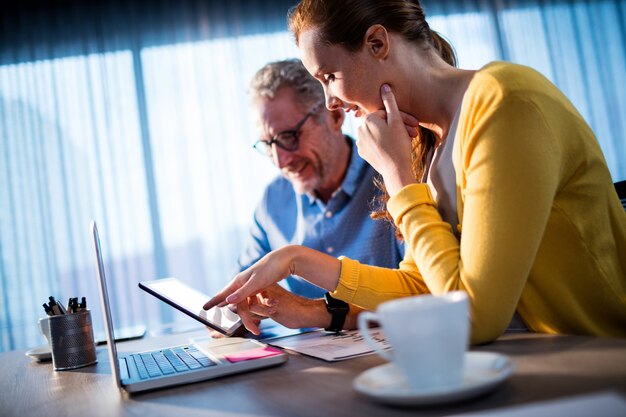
[332,254,430,309]
[388,95,561,344]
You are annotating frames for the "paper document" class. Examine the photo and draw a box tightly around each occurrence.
[268,329,390,361]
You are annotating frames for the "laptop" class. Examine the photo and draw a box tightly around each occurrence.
[91,221,288,394]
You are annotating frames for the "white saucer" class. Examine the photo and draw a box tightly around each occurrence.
[353,351,514,406]
[25,345,52,362]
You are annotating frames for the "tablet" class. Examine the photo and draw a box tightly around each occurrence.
[95,325,147,345]
[139,277,243,336]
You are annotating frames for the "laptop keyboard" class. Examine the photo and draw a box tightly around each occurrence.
[131,346,216,379]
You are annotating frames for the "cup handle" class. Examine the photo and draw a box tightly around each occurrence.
[358,311,392,361]
[39,319,51,345]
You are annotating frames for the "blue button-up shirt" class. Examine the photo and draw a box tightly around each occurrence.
[237,137,404,299]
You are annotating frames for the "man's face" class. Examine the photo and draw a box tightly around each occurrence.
[253,87,344,197]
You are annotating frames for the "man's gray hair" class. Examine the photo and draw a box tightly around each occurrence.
[249,58,324,113]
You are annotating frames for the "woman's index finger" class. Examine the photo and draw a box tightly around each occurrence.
[380,84,400,124]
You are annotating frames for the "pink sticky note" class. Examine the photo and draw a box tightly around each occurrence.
[224,346,283,363]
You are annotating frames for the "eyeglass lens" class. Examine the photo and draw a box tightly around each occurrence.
[254,110,314,156]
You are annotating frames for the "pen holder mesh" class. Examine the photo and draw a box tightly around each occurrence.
[49,310,97,371]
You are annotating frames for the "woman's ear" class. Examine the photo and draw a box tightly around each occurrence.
[364,24,390,60]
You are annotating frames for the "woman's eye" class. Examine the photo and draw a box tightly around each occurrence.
[324,74,335,82]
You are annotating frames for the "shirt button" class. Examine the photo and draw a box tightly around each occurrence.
[327,246,334,253]
[325,211,333,218]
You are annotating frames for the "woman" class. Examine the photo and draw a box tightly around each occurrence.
[205,0,626,343]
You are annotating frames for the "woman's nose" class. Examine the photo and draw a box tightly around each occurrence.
[325,94,343,111]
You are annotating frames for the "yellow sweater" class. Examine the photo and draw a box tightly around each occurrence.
[334,62,626,344]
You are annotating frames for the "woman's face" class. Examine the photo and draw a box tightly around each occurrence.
[299,27,384,118]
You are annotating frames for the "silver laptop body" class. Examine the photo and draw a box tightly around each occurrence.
[91,220,287,393]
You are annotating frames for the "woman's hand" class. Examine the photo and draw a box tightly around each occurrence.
[400,111,419,138]
[202,245,342,334]
[249,284,328,329]
[357,84,417,196]
[206,300,266,338]
[202,247,299,334]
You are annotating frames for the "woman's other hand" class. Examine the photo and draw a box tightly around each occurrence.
[249,284,328,329]
[357,84,417,196]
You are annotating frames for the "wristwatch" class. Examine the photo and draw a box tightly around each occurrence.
[323,292,350,333]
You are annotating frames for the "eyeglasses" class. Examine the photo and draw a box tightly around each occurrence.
[253,109,317,157]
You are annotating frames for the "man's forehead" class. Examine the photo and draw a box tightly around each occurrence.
[252,95,305,136]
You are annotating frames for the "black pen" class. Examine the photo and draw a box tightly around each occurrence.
[42,303,53,316]
[49,296,61,315]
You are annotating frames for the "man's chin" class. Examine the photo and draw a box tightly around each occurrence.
[283,166,319,193]
[289,179,317,196]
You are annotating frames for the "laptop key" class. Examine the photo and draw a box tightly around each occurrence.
[132,355,149,379]
[183,358,202,370]
[195,357,216,367]
[141,353,164,377]
[153,352,176,375]
[188,350,217,367]
[174,347,202,370]
[163,349,189,372]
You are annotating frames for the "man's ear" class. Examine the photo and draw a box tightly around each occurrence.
[364,24,390,60]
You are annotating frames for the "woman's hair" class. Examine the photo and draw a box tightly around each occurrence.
[249,58,324,115]
[289,0,455,66]
[288,0,457,239]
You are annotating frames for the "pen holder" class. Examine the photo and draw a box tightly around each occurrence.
[49,310,97,371]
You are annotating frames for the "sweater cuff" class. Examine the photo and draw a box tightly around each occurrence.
[387,183,436,225]
[331,256,360,303]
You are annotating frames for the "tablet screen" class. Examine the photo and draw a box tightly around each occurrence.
[139,278,242,336]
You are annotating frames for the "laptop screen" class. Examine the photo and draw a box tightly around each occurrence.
[91,220,123,388]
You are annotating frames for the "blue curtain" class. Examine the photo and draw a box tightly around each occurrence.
[1,0,624,352]
[424,0,626,179]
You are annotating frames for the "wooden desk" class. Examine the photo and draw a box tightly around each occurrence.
[1,332,625,417]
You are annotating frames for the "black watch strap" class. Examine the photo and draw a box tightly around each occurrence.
[323,292,349,333]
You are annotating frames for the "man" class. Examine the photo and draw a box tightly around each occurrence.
[236,59,403,332]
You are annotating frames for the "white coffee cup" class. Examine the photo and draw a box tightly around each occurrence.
[39,317,51,346]
[358,291,469,390]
